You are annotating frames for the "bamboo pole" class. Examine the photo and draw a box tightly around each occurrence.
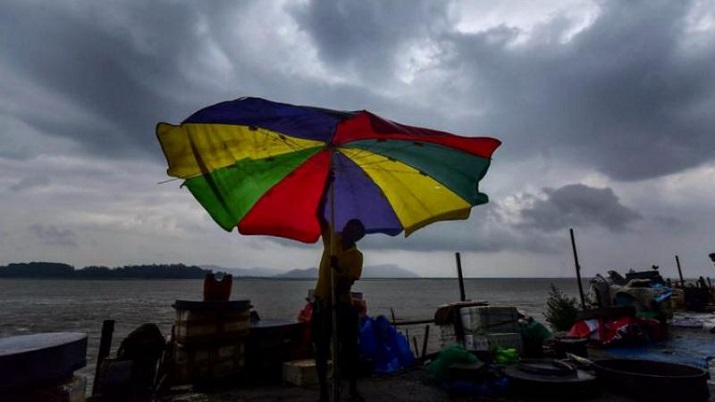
[455,252,466,302]
[421,325,430,359]
[328,160,340,402]
[569,228,586,309]
[676,255,685,287]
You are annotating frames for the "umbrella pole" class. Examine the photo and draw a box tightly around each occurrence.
[329,162,340,402]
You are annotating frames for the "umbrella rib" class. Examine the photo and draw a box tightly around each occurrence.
[268,135,311,154]
[156,177,182,185]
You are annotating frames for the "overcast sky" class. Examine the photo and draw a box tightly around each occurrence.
[1,0,714,278]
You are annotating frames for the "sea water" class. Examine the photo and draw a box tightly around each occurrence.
[0,277,584,387]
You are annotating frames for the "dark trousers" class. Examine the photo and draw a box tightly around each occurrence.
[312,301,360,395]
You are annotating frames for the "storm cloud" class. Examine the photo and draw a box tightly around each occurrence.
[1,0,714,277]
[519,184,642,232]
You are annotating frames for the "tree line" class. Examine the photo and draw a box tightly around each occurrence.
[0,262,211,279]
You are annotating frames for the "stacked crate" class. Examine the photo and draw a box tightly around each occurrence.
[433,301,489,349]
[460,306,523,353]
[438,324,459,349]
[171,300,251,385]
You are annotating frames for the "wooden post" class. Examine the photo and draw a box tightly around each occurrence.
[92,319,115,396]
[421,325,430,359]
[569,228,586,309]
[455,252,466,302]
[675,255,685,287]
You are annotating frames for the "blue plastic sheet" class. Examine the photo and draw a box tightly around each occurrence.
[358,315,416,374]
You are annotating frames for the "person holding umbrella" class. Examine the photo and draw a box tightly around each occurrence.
[312,218,366,402]
[156,96,500,400]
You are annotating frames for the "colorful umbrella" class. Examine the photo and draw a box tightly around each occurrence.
[157,97,500,242]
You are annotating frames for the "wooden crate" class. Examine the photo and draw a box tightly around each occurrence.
[173,300,251,345]
[438,324,459,349]
[460,306,520,334]
[245,320,305,383]
[670,289,685,309]
[282,359,333,387]
[463,333,490,351]
[171,341,246,385]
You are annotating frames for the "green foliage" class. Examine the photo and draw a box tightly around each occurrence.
[544,283,580,331]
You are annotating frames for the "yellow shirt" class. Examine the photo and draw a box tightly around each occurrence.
[314,227,363,304]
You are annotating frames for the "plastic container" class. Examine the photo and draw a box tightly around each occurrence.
[593,358,709,402]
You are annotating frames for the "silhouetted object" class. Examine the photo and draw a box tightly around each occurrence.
[455,252,466,302]
[698,276,708,289]
[684,287,711,311]
[203,273,233,301]
[569,228,586,309]
[93,320,115,396]
[676,255,685,287]
[313,219,365,402]
[119,324,165,399]
[608,270,628,286]
[96,324,165,402]
[593,359,709,402]
[625,270,665,286]
[1,332,87,400]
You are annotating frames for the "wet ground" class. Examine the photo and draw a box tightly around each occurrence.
[160,314,715,402]
[158,363,715,402]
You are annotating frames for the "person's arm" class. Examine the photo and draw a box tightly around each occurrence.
[321,223,342,272]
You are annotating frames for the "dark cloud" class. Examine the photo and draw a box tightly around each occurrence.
[261,184,639,254]
[519,183,642,232]
[288,0,446,79]
[652,215,687,231]
[9,176,51,192]
[289,0,715,181]
[0,2,238,162]
[29,224,78,246]
[4,0,713,182]
[358,204,560,254]
[1,0,714,275]
[268,202,561,254]
[444,0,715,181]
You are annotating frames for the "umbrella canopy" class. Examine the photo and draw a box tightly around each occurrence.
[157,97,500,243]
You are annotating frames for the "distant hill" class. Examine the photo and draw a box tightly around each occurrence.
[0,262,210,279]
[201,265,283,277]
[0,262,419,279]
[273,264,419,279]
[276,268,318,279]
[363,264,420,278]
